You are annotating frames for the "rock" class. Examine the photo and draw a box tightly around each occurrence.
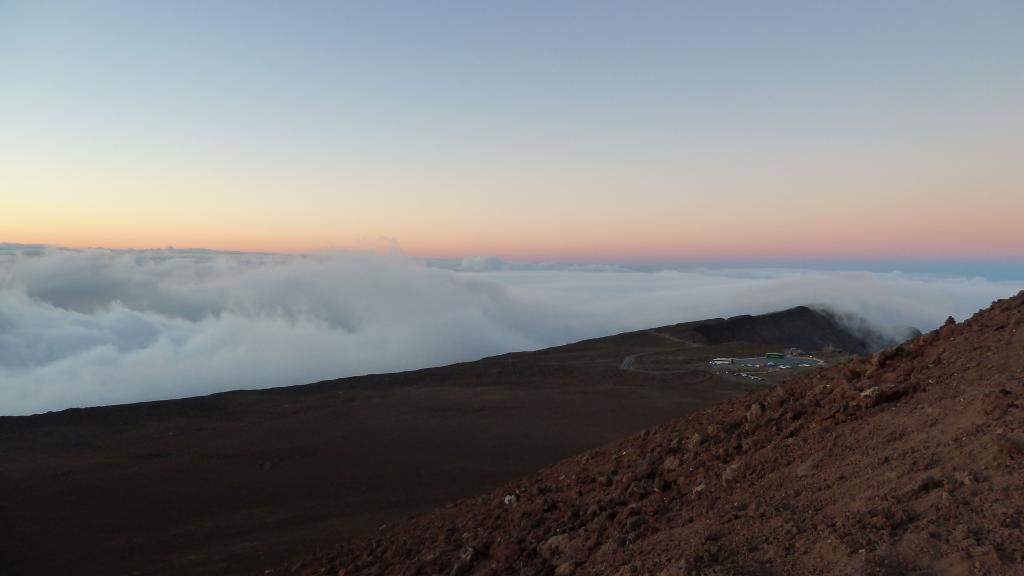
[722,462,741,482]
[540,533,571,560]
[871,345,904,370]
[449,549,476,576]
[859,385,909,408]
[915,475,942,493]
[555,561,577,575]
[503,494,518,505]
[967,545,990,558]
[746,402,764,422]
[654,477,671,492]
[940,318,959,338]
[668,435,683,452]
[661,455,681,472]
[625,515,647,533]
[998,436,1024,458]
[639,456,659,478]
[626,480,649,500]
[688,433,704,451]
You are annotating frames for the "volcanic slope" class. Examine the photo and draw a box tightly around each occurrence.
[297,292,1024,576]
[0,306,875,576]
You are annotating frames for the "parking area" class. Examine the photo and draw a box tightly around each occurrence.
[731,356,823,369]
[708,355,825,383]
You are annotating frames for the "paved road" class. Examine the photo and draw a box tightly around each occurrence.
[620,338,825,375]
[727,356,824,369]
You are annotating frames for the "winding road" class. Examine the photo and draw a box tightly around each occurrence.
[619,330,703,374]
[618,329,825,375]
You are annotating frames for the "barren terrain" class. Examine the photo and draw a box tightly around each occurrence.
[296,294,1024,576]
[0,306,883,576]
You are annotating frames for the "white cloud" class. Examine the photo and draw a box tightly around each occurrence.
[0,246,1020,415]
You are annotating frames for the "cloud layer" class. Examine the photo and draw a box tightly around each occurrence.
[1,246,1020,415]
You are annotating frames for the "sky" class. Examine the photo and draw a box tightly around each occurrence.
[3,1,1023,262]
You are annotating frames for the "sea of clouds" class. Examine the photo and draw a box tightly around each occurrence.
[1,244,1020,416]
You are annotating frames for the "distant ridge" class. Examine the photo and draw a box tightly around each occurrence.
[663,305,919,356]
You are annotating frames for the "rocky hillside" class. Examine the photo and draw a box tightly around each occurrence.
[292,292,1024,576]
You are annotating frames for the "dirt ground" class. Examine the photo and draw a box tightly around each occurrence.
[0,305,902,576]
[0,325,768,576]
[297,292,1024,576]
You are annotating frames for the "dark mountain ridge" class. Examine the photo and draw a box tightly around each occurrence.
[674,305,919,355]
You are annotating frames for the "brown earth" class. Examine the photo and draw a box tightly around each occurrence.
[0,307,861,576]
[295,292,1024,576]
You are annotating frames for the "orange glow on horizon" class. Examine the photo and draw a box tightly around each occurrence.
[6,229,1023,263]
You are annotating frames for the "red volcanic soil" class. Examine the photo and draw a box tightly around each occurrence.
[296,293,1024,576]
[3,309,842,576]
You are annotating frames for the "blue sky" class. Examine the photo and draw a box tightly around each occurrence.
[3,1,1023,261]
